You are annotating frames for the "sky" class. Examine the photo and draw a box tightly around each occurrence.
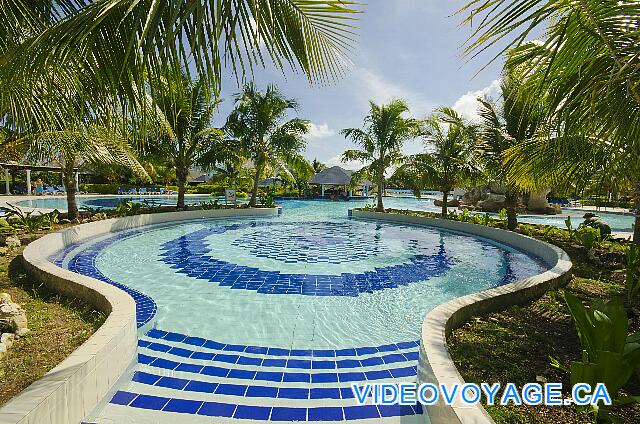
[215,1,505,169]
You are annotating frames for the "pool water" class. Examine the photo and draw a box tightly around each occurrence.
[18,195,635,233]
[54,200,547,423]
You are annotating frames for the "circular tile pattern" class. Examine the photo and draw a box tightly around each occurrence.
[231,222,385,264]
[158,221,456,297]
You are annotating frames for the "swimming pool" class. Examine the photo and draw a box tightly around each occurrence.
[15,195,635,233]
[50,200,548,423]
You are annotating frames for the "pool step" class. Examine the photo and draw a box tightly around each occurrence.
[91,329,425,422]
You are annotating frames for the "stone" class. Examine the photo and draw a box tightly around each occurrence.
[15,327,30,337]
[434,198,460,207]
[0,292,11,303]
[59,218,71,224]
[583,214,612,236]
[5,236,20,249]
[0,302,28,332]
[1,332,14,348]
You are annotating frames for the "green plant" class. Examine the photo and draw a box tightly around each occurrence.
[114,200,142,217]
[626,245,640,304]
[448,210,458,220]
[258,187,276,208]
[554,291,640,418]
[542,225,556,240]
[2,204,58,233]
[481,213,493,226]
[459,208,471,222]
[498,208,507,222]
[575,226,601,251]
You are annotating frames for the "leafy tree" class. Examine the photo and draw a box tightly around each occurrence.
[458,1,640,242]
[285,155,314,196]
[341,99,421,212]
[225,83,309,207]
[312,158,326,174]
[145,67,222,209]
[476,71,545,230]
[403,108,481,217]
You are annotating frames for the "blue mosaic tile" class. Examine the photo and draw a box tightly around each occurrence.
[270,407,307,421]
[233,405,271,420]
[158,222,456,297]
[307,406,344,421]
[110,391,137,406]
[129,394,169,410]
[197,401,236,417]
[344,405,380,420]
[163,399,202,414]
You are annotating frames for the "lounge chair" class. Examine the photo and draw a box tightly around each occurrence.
[149,187,157,194]
[45,186,56,195]
[159,187,165,194]
[139,187,148,195]
[118,187,126,195]
[127,187,137,195]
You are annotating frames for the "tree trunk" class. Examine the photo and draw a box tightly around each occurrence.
[376,178,385,212]
[441,191,449,218]
[63,165,78,220]
[506,190,518,231]
[249,164,262,207]
[633,183,639,245]
[176,166,187,209]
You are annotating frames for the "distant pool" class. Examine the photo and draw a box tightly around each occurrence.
[14,195,635,232]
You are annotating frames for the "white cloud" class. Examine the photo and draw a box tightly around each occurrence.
[324,154,368,171]
[307,122,336,140]
[452,79,501,122]
[349,67,435,114]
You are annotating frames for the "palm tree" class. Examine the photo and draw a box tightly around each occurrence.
[458,1,640,242]
[312,158,326,174]
[145,67,223,209]
[285,155,314,196]
[341,100,421,212]
[1,1,362,132]
[225,83,309,207]
[404,108,481,217]
[476,71,545,230]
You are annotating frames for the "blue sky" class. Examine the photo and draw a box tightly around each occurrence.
[216,1,504,168]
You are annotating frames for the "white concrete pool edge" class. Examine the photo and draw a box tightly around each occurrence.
[0,208,279,424]
[351,210,573,424]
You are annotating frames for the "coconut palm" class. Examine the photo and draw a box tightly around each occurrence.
[145,67,223,209]
[341,100,421,212]
[1,1,361,131]
[458,0,640,242]
[476,71,545,230]
[225,83,309,207]
[285,155,314,196]
[404,108,481,217]
[312,158,326,174]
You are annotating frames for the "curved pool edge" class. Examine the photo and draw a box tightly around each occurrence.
[351,210,573,424]
[0,207,279,424]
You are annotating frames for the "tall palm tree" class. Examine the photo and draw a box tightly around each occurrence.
[476,71,545,230]
[225,83,309,207]
[145,67,223,209]
[341,100,421,212]
[312,158,326,174]
[458,0,640,242]
[404,108,481,217]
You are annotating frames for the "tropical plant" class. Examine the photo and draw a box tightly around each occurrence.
[312,158,326,174]
[225,83,309,207]
[402,107,481,217]
[458,0,640,244]
[1,1,362,132]
[341,99,421,212]
[476,70,545,230]
[626,245,640,305]
[285,155,314,197]
[575,226,601,252]
[2,204,59,233]
[556,291,640,418]
[145,67,223,209]
[114,200,143,217]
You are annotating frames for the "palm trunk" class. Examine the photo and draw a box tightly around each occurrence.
[176,166,187,209]
[249,164,262,207]
[506,190,518,231]
[376,178,385,212]
[63,164,78,220]
[633,183,640,244]
[441,190,449,218]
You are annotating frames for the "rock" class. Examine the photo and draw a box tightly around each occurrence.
[15,327,30,337]
[59,218,71,224]
[434,198,460,207]
[583,214,612,236]
[0,246,7,256]
[0,342,7,359]
[0,302,28,332]
[1,332,15,348]
[5,236,20,249]
[0,293,11,304]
